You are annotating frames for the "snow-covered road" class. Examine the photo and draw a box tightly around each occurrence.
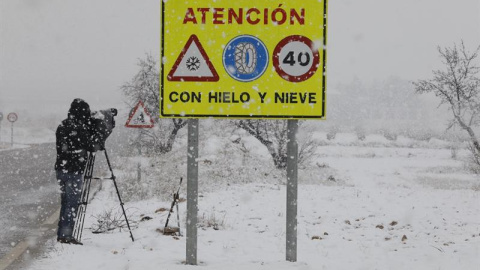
[0,143,58,264]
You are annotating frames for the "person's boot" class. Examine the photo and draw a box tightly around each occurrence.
[68,239,83,245]
[57,237,69,244]
[57,237,83,245]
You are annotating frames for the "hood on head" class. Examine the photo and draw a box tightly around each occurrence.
[68,98,91,122]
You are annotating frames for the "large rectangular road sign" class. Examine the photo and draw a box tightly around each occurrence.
[161,0,328,119]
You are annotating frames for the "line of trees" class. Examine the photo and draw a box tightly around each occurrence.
[122,41,480,171]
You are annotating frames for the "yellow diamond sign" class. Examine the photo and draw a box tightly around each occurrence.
[161,0,328,119]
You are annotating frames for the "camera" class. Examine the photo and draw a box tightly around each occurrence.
[90,108,117,151]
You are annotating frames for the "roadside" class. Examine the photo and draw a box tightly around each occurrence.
[0,209,59,270]
[0,141,106,270]
[28,141,480,270]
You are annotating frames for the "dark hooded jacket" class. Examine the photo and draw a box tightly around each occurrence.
[55,99,93,174]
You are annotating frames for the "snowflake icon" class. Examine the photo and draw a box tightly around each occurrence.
[186,56,201,71]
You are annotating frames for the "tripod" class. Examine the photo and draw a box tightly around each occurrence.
[72,149,135,242]
[163,177,182,236]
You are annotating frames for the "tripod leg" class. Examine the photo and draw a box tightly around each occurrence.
[165,177,182,235]
[176,200,181,236]
[164,193,175,229]
[104,150,135,242]
[74,177,91,241]
[73,152,95,241]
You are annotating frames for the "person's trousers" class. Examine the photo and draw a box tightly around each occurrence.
[56,171,83,239]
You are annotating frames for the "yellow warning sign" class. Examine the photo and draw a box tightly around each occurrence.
[161,0,328,119]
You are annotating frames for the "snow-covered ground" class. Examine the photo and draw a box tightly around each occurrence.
[29,132,480,270]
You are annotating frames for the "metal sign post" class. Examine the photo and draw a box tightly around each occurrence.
[7,113,18,147]
[186,119,199,265]
[286,120,299,262]
[137,131,142,182]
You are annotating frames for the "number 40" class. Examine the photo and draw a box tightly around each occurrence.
[282,51,311,67]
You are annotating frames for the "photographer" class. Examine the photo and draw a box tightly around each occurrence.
[54,98,92,245]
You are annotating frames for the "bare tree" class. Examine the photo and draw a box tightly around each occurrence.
[235,120,318,169]
[236,120,287,169]
[413,42,480,163]
[121,54,187,154]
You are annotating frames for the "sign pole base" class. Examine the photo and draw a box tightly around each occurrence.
[286,119,298,262]
[186,119,199,265]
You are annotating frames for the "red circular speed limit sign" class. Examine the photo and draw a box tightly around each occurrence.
[7,113,18,123]
[273,35,320,82]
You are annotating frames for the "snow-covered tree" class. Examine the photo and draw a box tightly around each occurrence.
[235,120,318,169]
[236,119,288,169]
[414,42,480,165]
[121,54,187,154]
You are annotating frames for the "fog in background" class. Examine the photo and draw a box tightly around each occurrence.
[1,0,480,134]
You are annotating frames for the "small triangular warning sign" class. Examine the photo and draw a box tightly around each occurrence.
[125,100,155,128]
[167,35,219,82]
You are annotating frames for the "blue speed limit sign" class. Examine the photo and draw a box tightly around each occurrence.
[223,35,269,82]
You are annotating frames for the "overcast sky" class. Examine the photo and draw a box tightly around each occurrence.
[1,0,479,117]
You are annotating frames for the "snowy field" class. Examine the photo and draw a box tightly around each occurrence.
[0,126,55,150]
[28,132,480,270]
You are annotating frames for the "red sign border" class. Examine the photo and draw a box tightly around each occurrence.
[7,112,18,123]
[167,34,220,82]
[272,35,320,83]
[125,101,155,128]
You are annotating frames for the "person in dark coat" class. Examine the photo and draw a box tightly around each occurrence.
[55,98,92,245]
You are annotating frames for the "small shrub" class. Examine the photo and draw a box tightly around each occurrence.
[355,126,366,141]
[414,130,435,142]
[467,143,480,174]
[90,207,137,234]
[382,129,398,141]
[326,126,338,140]
[298,134,320,166]
[450,145,459,160]
[198,211,226,231]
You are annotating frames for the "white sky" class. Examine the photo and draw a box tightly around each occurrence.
[0,0,479,116]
